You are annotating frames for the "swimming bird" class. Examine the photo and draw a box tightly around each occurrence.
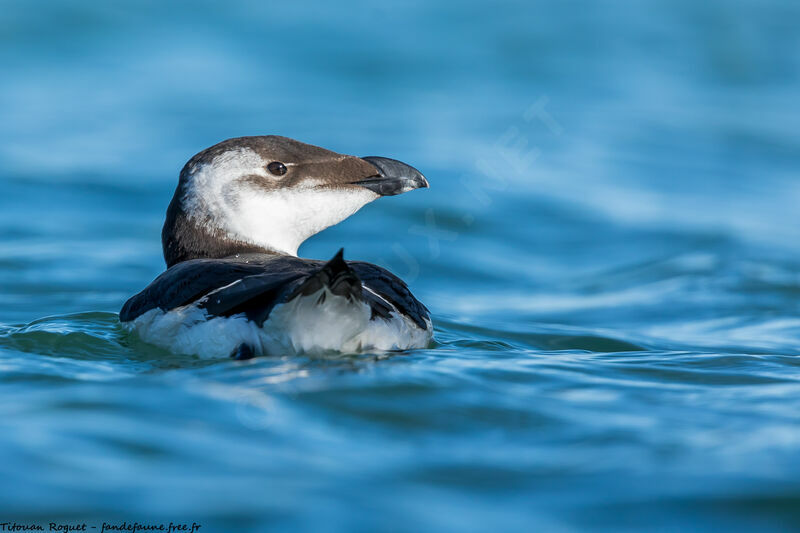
[120,136,432,359]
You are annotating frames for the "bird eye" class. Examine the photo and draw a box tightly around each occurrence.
[267,161,287,176]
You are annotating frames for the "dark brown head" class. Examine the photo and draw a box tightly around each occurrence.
[162,136,428,267]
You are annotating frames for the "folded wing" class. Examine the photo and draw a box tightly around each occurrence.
[120,250,430,330]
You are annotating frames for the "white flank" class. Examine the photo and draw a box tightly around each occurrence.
[125,287,432,359]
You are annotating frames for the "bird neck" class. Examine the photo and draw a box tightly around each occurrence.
[161,192,281,268]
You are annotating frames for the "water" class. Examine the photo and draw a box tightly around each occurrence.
[2,0,800,530]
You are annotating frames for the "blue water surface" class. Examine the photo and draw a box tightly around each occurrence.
[2,0,800,531]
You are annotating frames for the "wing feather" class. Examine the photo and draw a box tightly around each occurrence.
[120,253,430,330]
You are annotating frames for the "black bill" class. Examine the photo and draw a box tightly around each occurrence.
[354,156,429,196]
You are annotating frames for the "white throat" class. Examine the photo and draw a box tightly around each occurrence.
[182,148,378,256]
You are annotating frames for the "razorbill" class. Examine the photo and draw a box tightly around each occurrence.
[120,135,432,359]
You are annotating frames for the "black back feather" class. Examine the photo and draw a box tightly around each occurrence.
[120,250,429,329]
